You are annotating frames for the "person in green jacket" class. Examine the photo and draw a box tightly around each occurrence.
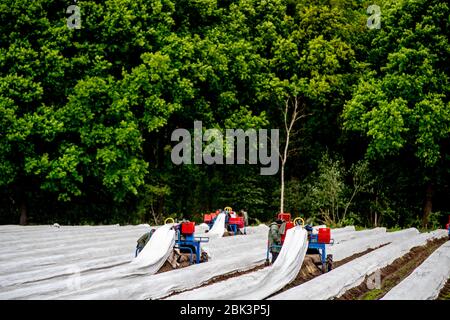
[268,219,284,263]
[135,228,156,257]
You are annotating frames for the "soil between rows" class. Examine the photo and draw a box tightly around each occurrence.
[437,277,450,300]
[336,237,448,300]
[163,263,268,298]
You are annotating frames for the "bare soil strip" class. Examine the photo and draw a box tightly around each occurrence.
[163,263,268,298]
[437,278,450,300]
[337,237,447,300]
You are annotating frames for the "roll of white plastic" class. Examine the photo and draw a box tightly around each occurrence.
[167,226,308,300]
[207,213,226,238]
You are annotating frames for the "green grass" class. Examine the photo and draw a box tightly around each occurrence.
[440,292,450,300]
[361,289,384,300]
[387,226,403,232]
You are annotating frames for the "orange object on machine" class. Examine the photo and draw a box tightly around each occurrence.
[239,217,245,228]
[181,222,195,234]
[318,228,331,244]
[203,214,212,223]
[278,213,291,222]
[236,217,245,228]
[229,216,245,229]
[281,221,295,244]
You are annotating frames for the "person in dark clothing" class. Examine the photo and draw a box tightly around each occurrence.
[135,228,156,257]
[268,219,283,263]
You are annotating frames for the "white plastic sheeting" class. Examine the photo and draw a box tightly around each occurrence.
[270,229,447,300]
[0,224,379,300]
[130,224,175,274]
[0,226,268,299]
[382,238,450,300]
[0,226,151,288]
[244,224,269,235]
[42,232,270,300]
[165,227,397,300]
[331,227,386,245]
[195,223,210,233]
[328,228,418,262]
[167,226,308,300]
[207,213,226,238]
[331,226,355,234]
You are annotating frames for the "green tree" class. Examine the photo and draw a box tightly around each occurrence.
[343,0,450,227]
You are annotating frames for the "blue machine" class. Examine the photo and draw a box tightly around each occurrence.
[175,225,209,265]
[227,222,247,235]
[265,222,333,273]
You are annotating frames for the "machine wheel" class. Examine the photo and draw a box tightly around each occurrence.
[326,254,333,272]
[201,251,209,263]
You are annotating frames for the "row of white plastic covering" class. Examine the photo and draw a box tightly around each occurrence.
[0,220,215,290]
[382,240,450,300]
[0,223,354,299]
[167,227,407,300]
[0,224,151,287]
[270,229,448,300]
[3,223,430,300]
[0,224,268,299]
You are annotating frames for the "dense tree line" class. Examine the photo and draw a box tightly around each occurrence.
[0,0,448,228]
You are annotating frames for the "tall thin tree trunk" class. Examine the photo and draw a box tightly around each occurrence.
[280,164,285,214]
[422,182,433,228]
[19,200,27,226]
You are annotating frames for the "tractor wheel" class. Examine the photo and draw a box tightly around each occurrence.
[327,254,333,272]
[201,251,209,263]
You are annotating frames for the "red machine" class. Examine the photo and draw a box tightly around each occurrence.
[318,228,331,243]
[271,213,333,272]
[203,212,218,228]
[277,213,294,244]
[180,221,195,234]
[228,216,245,229]
[278,213,291,222]
[176,221,209,265]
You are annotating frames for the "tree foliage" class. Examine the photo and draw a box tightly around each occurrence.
[0,0,448,228]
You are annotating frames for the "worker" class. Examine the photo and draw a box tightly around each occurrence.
[268,219,283,263]
[239,209,249,226]
[135,228,156,257]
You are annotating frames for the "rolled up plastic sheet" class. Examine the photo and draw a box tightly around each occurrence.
[130,224,175,274]
[208,213,226,238]
[167,226,308,300]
